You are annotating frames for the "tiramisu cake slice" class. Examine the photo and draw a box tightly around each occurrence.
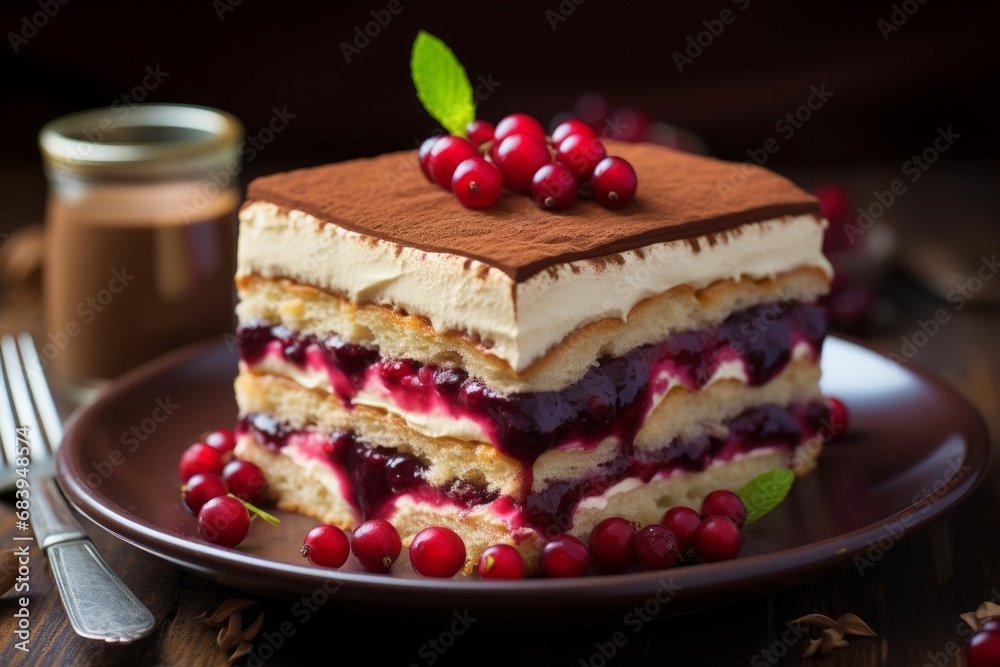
[233,140,832,572]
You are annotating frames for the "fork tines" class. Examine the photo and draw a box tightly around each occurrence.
[0,333,64,485]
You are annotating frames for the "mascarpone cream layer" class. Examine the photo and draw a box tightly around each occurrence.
[237,201,831,373]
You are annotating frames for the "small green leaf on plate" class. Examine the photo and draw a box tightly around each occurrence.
[231,494,280,527]
[410,30,475,137]
[737,468,794,525]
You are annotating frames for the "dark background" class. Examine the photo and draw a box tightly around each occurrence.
[4,4,1000,666]
[1,0,998,226]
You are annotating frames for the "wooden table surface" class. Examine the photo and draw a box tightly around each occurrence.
[1,172,998,666]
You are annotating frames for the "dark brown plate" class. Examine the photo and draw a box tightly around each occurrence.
[56,337,989,622]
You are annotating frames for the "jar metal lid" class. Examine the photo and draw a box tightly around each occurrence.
[39,104,244,179]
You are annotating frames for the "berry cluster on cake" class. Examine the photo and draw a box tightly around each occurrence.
[231,137,832,573]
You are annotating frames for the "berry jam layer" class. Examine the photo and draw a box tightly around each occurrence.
[239,301,826,464]
[236,401,827,535]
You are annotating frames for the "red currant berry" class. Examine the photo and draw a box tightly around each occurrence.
[301,524,351,568]
[700,490,748,528]
[591,157,638,209]
[531,163,578,210]
[197,495,250,548]
[478,544,524,580]
[495,134,551,192]
[222,460,268,505]
[828,397,849,438]
[427,136,480,191]
[539,534,591,578]
[814,183,850,226]
[588,517,637,573]
[409,526,466,578]
[694,516,742,563]
[978,618,1000,635]
[661,506,702,561]
[466,119,495,145]
[179,442,226,482]
[181,473,227,514]
[452,157,502,208]
[494,113,545,143]
[352,519,402,573]
[418,136,439,184]
[555,134,607,181]
[967,625,1000,667]
[635,524,679,570]
[551,119,595,148]
[204,429,236,453]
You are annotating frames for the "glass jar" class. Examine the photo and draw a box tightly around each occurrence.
[39,104,243,390]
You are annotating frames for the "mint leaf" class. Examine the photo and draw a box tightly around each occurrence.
[231,493,280,527]
[737,469,794,525]
[410,30,475,137]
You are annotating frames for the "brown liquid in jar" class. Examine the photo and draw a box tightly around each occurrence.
[44,181,238,381]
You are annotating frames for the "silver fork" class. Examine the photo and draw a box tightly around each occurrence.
[0,332,156,643]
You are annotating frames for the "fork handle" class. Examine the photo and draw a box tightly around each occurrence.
[32,478,87,549]
[47,540,158,643]
[32,478,157,643]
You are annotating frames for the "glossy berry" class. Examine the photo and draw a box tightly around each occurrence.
[494,134,551,192]
[661,506,702,561]
[977,618,1000,635]
[301,524,351,568]
[222,460,268,505]
[478,544,524,580]
[700,490,748,528]
[179,442,226,482]
[452,157,503,208]
[694,516,743,563]
[427,136,480,191]
[531,163,578,210]
[591,157,637,209]
[588,517,637,573]
[418,136,439,184]
[555,134,607,181]
[494,113,545,143]
[197,495,250,548]
[967,624,1000,667]
[551,119,595,148]
[204,429,236,453]
[352,519,402,573]
[466,119,495,145]
[409,526,466,578]
[828,397,849,438]
[181,473,227,514]
[539,534,591,578]
[635,524,679,570]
